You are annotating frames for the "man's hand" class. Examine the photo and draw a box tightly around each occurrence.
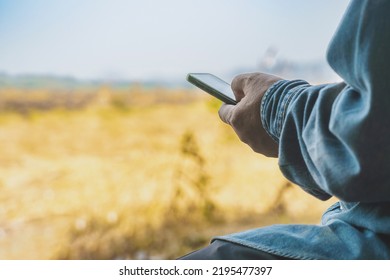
[218,72,281,157]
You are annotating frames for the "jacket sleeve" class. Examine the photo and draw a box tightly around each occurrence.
[261,0,390,202]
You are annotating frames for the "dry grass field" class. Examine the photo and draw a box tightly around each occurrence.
[0,87,335,259]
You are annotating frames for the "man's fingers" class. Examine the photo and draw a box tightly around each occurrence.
[231,74,247,102]
[218,104,235,125]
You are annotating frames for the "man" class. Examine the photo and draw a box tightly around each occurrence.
[180,0,390,259]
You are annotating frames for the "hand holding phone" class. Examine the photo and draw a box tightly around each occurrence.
[186,73,237,105]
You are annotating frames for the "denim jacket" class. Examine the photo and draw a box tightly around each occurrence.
[215,0,390,259]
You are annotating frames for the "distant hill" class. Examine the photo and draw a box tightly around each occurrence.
[0,73,187,90]
[0,73,96,89]
[0,58,340,91]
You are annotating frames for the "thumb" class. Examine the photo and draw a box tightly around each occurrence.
[218,103,235,125]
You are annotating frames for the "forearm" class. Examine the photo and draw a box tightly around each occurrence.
[261,80,341,200]
[262,78,390,202]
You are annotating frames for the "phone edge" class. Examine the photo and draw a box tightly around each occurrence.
[186,73,237,105]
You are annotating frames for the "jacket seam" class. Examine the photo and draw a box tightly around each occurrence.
[212,237,317,260]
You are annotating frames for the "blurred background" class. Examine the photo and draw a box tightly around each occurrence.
[0,0,349,259]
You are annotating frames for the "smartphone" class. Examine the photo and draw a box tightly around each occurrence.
[186,73,237,105]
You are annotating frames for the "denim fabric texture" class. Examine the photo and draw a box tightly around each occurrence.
[214,0,390,259]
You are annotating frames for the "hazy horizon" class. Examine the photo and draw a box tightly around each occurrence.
[0,0,350,82]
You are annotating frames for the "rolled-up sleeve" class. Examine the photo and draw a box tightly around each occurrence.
[261,0,390,203]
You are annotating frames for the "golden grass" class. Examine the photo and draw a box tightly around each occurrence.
[0,88,335,259]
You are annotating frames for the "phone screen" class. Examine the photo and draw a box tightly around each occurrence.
[187,73,237,105]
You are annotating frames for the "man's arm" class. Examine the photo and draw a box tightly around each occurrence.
[220,0,390,203]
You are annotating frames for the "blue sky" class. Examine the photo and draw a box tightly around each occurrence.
[0,0,350,81]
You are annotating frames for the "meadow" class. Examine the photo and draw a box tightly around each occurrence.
[0,86,335,259]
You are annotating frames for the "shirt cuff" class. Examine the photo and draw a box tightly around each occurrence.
[261,79,310,142]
